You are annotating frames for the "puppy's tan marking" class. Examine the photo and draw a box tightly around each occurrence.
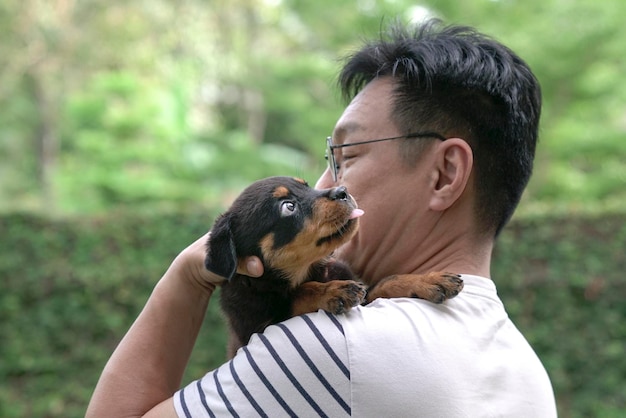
[312,198,356,240]
[273,186,290,198]
[260,193,359,287]
[260,218,351,287]
[293,177,307,185]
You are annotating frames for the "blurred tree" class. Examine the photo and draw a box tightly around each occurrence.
[0,0,178,212]
[0,0,624,215]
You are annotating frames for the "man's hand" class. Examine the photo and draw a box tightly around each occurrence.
[238,254,264,277]
[170,232,264,293]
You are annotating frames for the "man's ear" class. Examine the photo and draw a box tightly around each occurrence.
[429,138,473,211]
[205,213,237,281]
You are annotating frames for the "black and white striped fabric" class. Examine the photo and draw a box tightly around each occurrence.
[176,310,352,417]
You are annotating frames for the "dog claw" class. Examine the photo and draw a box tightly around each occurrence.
[430,273,464,303]
[326,281,367,314]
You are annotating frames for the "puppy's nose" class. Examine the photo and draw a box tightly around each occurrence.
[329,186,349,201]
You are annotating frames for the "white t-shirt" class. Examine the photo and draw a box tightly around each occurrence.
[175,275,557,417]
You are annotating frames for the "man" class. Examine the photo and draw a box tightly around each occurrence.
[87,19,557,417]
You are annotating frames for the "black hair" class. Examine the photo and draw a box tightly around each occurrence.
[339,19,541,236]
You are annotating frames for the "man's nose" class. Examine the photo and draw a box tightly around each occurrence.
[314,168,335,190]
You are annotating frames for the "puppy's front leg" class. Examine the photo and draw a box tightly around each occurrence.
[366,272,463,304]
[292,281,366,316]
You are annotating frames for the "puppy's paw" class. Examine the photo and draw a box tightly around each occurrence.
[366,272,463,304]
[423,272,464,303]
[323,280,367,314]
[292,280,366,316]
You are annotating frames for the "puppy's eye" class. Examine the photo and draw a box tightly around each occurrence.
[280,201,297,217]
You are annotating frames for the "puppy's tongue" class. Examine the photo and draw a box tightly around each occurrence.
[349,208,365,219]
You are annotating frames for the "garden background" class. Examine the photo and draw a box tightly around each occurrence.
[1,0,624,417]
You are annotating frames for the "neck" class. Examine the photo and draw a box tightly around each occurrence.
[343,210,493,286]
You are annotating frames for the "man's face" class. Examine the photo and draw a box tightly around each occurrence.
[315,77,434,281]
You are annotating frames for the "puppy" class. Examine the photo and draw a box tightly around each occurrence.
[206,176,463,357]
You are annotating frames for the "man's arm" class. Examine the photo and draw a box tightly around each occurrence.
[86,234,263,418]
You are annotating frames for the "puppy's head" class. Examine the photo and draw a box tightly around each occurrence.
[206,176,362,286]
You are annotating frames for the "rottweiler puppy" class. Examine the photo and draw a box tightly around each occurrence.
[206,176,463,357]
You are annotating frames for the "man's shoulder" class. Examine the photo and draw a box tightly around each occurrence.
[228,309,352,376]
[260,309,349,350]
[263,276,502,361]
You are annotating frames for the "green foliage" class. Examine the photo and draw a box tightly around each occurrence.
[1,211,624,417]
[494,215,626,417]
[2,0,625,215]
[0,210,228,417]
[54,69,322,213]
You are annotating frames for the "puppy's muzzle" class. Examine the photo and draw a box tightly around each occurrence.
[328,186,349,201]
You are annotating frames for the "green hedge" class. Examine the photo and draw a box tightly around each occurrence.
[1,211,624,417]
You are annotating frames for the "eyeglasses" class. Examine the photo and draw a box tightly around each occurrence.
[325,132,447,181]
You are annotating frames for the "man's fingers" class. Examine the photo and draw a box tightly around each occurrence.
[237,256,264,278]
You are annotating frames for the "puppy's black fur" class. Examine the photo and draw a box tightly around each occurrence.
[206,176,365,357]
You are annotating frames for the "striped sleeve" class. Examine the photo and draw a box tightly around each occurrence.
[174,310,352,418]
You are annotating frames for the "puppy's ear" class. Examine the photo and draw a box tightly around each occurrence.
[205,213,237,281]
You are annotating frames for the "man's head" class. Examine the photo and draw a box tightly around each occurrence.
[336,19,541,237]
[316,19,541,281]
